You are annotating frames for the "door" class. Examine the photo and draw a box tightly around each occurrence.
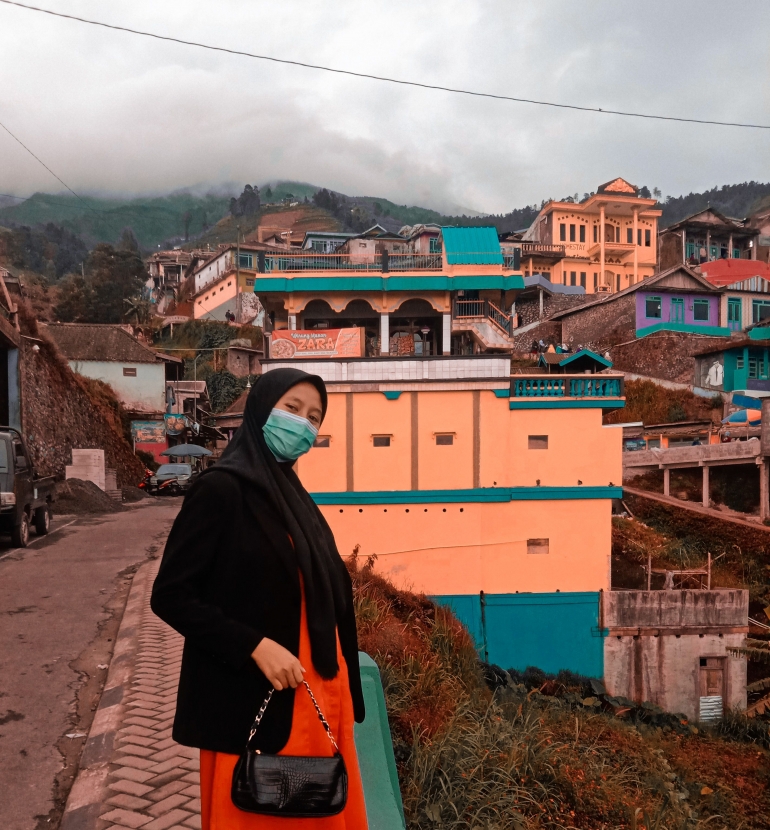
[727,297,742,331]
[670,297,684,324]
[698,657,725,722]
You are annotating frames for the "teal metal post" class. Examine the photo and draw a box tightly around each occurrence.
[355,653,406,829]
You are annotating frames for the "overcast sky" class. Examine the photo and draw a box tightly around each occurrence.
[1,0,768,214]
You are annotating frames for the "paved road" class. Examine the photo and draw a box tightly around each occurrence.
[0,500,181,830]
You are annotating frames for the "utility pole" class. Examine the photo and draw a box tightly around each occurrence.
[235,224,241,325]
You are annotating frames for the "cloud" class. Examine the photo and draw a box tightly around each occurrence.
[0,0,768,214]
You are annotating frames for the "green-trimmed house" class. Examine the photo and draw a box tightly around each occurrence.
[551,265,730,346]
[191,226,524,355]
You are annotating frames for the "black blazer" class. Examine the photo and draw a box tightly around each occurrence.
[150,470,365,755]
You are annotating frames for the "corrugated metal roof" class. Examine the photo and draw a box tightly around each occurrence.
[442,227,503,265]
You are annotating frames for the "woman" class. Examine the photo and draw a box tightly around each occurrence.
[151,368,367,829]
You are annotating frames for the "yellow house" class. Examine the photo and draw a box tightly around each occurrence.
[509,178,661,294]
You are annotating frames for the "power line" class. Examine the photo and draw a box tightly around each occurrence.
[0,191,102,210]
[0,118,100,213]
[1,0,768,131]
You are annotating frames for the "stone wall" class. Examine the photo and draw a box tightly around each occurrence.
[515,292,594,328]
[609,331,728,384]
[559,293,636,349]
[511,321,563,353]
[19,305,144,487]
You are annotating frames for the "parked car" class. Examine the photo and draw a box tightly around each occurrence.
[0,427,56,547]
[148,463,198,495]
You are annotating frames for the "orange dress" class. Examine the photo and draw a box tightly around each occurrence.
[200,580,368,829]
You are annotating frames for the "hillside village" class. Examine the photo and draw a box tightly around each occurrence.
[3,178,770,828]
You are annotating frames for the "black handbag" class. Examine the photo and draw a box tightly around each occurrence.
[231,680,348,817]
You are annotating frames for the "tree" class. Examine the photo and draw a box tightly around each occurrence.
[639,186,652,199]
[55,243,147,323]
[118,227,140,253]
[182,210,193,242]
[229,185,261,217]
[265,186,273,199]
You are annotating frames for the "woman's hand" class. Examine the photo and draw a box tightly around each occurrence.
[251,638,305,690]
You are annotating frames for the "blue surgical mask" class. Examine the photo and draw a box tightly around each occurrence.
[262,407,319,462]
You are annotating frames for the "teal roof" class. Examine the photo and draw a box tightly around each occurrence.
[442,226,503,265]
[558,349,612,369]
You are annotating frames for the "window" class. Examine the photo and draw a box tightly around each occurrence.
[372,435,391,447]
[123,367,137,377]
[616,274,620,291]
[580,272,586,288]
[435,434,454,445]
[313,436,331,448]
[693,299,710,321]
[570,271,576,286]
[579,225,585,243]
[429,237,440,253]
[528,435,548,449]
[559,223,566,242]
[733,248,740,259]
[527,538,549,554]
[752,300,770,324]
[569,224,576,242]
[238,253,253,269]
[736,357,745,370]
[727,297,742,329]
[0,440,8,473]
[645,229,651,247]
[646,296,662,318]
[749,358,758,379]
[593,272,598,289]
[593,225,598,243]
[13,442,27,470]
[637,229,642,246]
[626,228,633,244]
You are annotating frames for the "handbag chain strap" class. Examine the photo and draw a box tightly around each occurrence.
[248,680,340,754]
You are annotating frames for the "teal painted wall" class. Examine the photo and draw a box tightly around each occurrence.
[432,592,604,678]
[429,594,485,652]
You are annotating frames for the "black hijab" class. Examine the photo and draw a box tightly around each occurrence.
[213,368,347,679]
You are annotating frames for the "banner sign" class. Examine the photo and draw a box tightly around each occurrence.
[131,420,166,444]
[164,414,189,436]
[269,328,365,359]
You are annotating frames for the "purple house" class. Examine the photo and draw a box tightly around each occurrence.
[634,266,725,336]
[551,265,730,346]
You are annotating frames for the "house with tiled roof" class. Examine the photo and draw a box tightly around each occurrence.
[42,323,180,414]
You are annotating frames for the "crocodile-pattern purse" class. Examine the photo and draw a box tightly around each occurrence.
[231,681,348,817]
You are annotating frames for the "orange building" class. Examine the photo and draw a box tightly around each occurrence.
[265,355,625,677]
[506,178,661,294]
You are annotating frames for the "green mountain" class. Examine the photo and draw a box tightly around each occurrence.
[0,191,233,250]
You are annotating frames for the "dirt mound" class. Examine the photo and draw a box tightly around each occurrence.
[121,485,148,503]
[54,479,123,514]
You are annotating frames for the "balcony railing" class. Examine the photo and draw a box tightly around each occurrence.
[454,299,512,336]
[519,243,567,257]
[251,251,443,273]
[511,375,624,398]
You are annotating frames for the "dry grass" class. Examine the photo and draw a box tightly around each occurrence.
[347,553,770,829]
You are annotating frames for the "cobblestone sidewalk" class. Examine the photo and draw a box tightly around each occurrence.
[62,560,202,830]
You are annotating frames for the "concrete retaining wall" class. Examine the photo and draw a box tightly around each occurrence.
[603,590,748,721]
